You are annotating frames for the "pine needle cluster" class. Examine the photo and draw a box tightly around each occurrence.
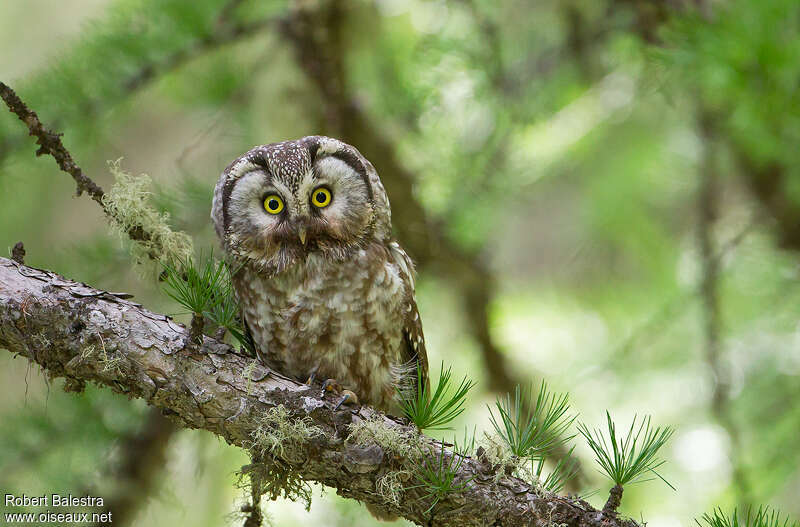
[489,382,574,460]
[697,507,798,527]
[578,412,674,513]
[398,362,476,431]
[161,252,253,352]
[411,442,475,515]
[578,412,674,488]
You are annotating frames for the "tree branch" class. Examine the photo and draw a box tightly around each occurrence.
[0,256,630,527]
[0,81,162,258]
[0,12,274,169]
[279,1,590,489]
[0,82,105,204]
[696,114,752,508]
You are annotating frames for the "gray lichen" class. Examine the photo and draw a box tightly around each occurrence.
[347,415,421,459]
[376,469,411,507]
[250,405,323,464]
[102,160,193,268]
[239,459,313,512]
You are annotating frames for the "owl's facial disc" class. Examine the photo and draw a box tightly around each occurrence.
[225,154,373,273]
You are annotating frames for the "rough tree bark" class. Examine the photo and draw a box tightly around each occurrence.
[0,257,632,527]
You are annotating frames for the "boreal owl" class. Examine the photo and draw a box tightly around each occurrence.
[211,136,428,415]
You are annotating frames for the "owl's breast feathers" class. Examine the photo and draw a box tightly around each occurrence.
[233,240,427,412]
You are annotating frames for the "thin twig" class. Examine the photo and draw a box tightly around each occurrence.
[0,81,161,254]
[697,113,752,508]
[0,82,105,204]
[11,242,25,264]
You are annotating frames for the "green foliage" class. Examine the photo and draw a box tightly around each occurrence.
[696,507,798,527]
[161,252,253,352]
[534,446,579,494]
[410,444,475,515]
[578,412,674,488]
[398,362,476,431]
[0,384,150,503]
[162,252,228,315]
[488,383,575,460]
[658,0,800,169]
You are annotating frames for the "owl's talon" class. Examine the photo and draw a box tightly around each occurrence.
[334,390,358,410]
[321,378,342,397]
[321,379,358,409]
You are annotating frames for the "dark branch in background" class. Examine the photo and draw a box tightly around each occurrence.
[279,0,611,489]
[0,258,635,527]
[121,16,274,96]
[696,114,752,508]
[0,11,275,169]
[735,155,800,251]
[280,0,525,406]
[613,0,691,44]
[86,409,177,527]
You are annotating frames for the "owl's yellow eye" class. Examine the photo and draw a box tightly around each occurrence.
[311,187,332,208]
[264,194,284,214]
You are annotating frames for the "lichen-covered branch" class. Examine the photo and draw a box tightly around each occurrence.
[0,257,632,527]
[0,82,194,264]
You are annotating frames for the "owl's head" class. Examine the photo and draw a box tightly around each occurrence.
[212,136,391,274]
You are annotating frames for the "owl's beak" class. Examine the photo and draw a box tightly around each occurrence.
[298,227,308,246]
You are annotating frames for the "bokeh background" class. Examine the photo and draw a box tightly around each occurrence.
[1,0,799,525]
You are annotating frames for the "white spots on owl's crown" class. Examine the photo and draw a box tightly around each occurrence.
[316,137,344,156]
[262,141,313,194]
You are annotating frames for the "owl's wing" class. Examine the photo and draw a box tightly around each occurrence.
[402,296,429,395]
[389,241,429,397]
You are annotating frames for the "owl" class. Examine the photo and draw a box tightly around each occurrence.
[211,136,428,414]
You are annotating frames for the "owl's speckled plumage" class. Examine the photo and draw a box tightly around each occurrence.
[212,136,427,413]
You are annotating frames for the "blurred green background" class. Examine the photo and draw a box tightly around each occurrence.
[1,0,799,525]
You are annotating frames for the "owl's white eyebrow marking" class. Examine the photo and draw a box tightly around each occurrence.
[315,151,373,202]
[221,167,271,232]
